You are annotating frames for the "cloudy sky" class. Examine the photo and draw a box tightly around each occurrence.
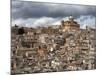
[11,0,96,28]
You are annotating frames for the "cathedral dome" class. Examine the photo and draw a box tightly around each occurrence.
[60,16,80,31]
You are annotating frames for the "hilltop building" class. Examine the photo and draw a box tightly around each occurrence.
[60,16,80,32]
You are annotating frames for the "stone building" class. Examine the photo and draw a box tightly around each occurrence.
[60,16,80,32]
[11,16,96,74]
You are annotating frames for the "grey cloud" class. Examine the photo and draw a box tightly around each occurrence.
[11,0,96,20]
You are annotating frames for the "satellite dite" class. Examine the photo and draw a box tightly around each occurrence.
[11,0,96,74]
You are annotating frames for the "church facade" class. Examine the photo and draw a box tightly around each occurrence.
[60,16,80,32]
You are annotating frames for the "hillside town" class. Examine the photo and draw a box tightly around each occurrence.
[11,16,96,74]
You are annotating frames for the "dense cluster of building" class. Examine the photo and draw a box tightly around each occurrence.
[11,16,96,74]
